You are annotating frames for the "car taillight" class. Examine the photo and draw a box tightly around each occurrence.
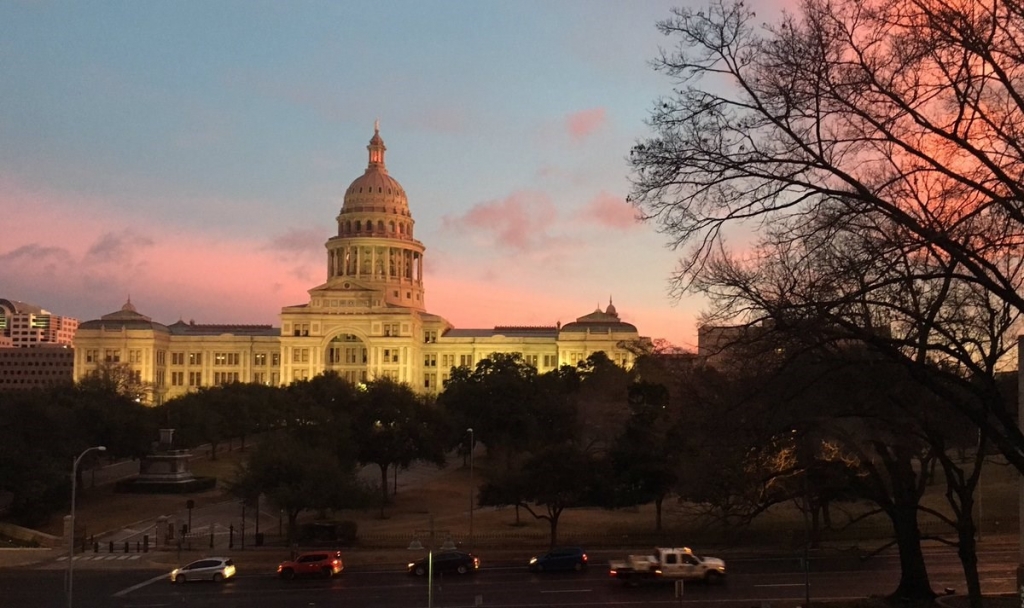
[582,554,588,562]
[332,559,339,566]
[609,569,617,577]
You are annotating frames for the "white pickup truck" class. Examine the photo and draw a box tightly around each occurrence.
[608,547,726,585]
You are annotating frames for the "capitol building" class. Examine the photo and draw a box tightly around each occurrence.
[72,127,647,404]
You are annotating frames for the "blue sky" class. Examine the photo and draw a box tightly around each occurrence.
[0,0,784,349]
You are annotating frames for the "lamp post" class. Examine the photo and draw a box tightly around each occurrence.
[467,428,474,550]
[67,445,105,608]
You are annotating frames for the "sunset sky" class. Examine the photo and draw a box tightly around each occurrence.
[0,1,786,350]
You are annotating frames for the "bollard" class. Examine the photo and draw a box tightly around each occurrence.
[123,541,129,553]
[143,535,149,553]
[229,524,234,549]
[210,530,214,549]
[136,541,140,553]
[108,541,114,553]
[93,542,98,553]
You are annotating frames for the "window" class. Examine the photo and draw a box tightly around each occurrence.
[104,349,120,363]
[525,354,538,368]
[157,350,165,365]
[171,371,184,386]
[253,372,266,384]
[254,353,267,366]
[424,330,437,343]
[543,354,556,368]
[292,348,309,364]
[383,323,399,337]
[128,350,142,364]
[171,352,185,365]
[294,369,309,381]
[293,323,310,337]
[189,352,202,366]
[383,349,399,363]
[424,354,436,367]
[424,373,436,389]
[189,371,202,387]
[459,354,472,367]
[214,372,240,384]
[214,353,240,366]
[85,350,98,363]
[271,353,280,366]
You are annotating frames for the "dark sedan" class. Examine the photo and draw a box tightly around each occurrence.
[528,547,588,572]
[407,551,480,576]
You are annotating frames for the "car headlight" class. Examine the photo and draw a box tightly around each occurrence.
[407,562,416,569]
[529,557,537,564]
[170,568,179,577]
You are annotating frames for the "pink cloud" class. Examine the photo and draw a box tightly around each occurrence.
[582,191,640,230]
[441,191,558,252]
[565,108,607,143]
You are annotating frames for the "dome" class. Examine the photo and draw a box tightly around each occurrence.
[342,123,409,214]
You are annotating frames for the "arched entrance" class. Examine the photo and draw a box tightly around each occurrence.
[324,333,368,384]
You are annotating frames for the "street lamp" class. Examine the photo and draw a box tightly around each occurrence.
[467,428,474,550]
[67,445,105,608]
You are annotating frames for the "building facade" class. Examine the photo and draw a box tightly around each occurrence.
[0,299,78,390]
[73,127,648,404]
[0,299,79,347]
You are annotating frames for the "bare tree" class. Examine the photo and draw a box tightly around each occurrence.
[630,0,1024,469]
[629,2,1022,604]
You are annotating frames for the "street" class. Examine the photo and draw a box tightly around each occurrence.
[0,543,1017,608]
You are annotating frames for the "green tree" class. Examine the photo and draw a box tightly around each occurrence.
[513,442,599,548]
[352,379,446,516]
[228,432,370,545]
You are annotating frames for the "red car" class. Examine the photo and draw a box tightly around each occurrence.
[277,551,344,579]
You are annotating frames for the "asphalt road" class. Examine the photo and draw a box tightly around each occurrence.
[1,544,1017,608]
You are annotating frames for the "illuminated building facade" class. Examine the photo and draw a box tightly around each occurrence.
[0,299,77,390]
[73,127,647,403]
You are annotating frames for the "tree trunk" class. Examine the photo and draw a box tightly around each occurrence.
[287,511,300,548]
[548,516,559,548]
[378,464,389,518]
[655,495,664,532]
[956,498,983,608]
[887,504,935,601]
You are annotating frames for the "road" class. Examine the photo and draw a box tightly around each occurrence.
[1,545,1016,608]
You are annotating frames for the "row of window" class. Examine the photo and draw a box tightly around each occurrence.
[169,370,282,387]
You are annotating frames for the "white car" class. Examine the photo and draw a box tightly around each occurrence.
[170,557,236,583]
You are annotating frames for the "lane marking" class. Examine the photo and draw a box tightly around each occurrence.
[539,589,592,593]
[113,573,168,597]
[755,583,805,587]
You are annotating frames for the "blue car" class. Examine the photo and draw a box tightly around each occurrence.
[528,547,588,572]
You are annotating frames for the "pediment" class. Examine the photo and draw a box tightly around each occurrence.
[309,279,379,296]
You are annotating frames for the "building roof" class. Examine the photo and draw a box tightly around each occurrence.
[445,326,559,339]
[78,298,170,332]
[559,299,637,334]
[167,320,279,336]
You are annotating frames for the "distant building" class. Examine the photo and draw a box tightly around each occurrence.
[73,126,650,404]
[0,299,78,390]
[0,299,79,347]
[0,344,75,391]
